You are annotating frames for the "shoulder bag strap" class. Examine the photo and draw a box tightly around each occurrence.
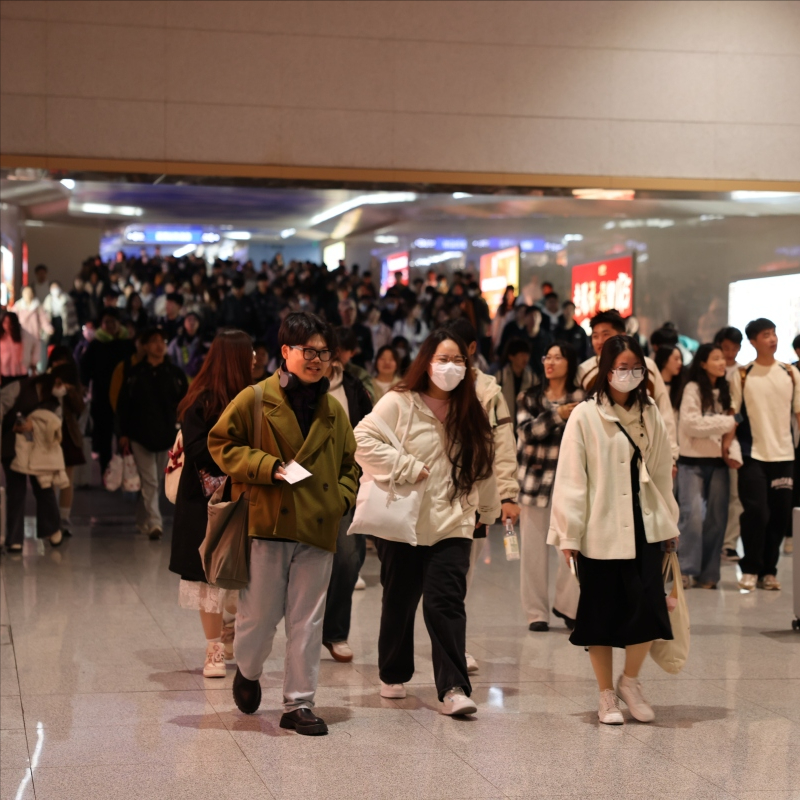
[252,384,263,447]
[614,420,643,462]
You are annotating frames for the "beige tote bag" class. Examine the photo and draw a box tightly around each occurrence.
[650,551,690,674]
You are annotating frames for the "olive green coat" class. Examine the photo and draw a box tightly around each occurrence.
[208,373,358,552]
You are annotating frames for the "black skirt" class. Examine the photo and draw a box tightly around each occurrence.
[570,459,673,649]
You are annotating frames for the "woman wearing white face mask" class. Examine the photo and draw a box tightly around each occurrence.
[548,335,680,725]
[353,330,500,717]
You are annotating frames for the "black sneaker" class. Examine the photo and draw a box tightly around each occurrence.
[279,707,328,736]
[552,607,576,630]
[722,548,740,562]
[148,528,162,541]
[233,668,262,714]
[528,621,549,632]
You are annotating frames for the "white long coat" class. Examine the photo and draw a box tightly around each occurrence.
[547,397,679,560]
[354,390,501,546]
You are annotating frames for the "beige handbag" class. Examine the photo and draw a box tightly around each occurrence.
[650,551,690,674]
[199,385,262,590]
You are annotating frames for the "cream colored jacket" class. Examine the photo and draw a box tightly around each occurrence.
[354,390,501,546]
[577,354,679,462]
[547,397,679,559]
[474,368,519,502]
[678,382,741,462]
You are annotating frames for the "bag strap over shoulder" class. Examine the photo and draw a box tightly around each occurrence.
[252,384,263,448]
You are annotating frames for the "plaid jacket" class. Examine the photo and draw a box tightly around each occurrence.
[516,388,585,507]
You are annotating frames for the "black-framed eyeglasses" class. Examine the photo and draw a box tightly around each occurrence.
[290,345,333,362]
[611,367,645,379]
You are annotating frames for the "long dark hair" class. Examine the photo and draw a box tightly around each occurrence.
[1,312,22,343]
[686,343,731,413]
[527,341,579,405]
[396,329,494,502]
[178,330,254,423]
[591,334,650,410]
[654,345,684,410]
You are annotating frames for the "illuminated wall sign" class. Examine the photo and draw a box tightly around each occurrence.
[323,241,345,271]
[124,225,221,245]
[413,237,468,250]
[571,255,634,325]
[472,238,552,253]
[480,247,519,315]
[381,251,410,294]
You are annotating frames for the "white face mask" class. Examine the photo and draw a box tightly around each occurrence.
[52,385,68,398]
[608,369,644,394]
[429,362,466,392]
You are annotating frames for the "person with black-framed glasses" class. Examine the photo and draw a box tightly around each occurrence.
[209,312,358,736]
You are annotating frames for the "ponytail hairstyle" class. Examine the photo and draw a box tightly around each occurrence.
[395,329,494,502]
[686,343,731,413]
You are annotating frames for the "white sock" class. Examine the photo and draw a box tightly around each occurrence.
[222,609,235,625]
[206,637,221,646]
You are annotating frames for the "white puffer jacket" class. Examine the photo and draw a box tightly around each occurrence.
[547,397,679,560]
[11,408,69,489]
[678,382,741,462]
[354,390,501,546]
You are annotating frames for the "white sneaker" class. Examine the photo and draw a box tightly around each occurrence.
[757,575,781,590]
[616,674,654,722]
[203,642,227,678]
[598,689,624,725]
[738,573,757,591]
[465,652,479,674]
[380,681,406,699]
[441,687,477,716]
[323,641,354,662]
[354,575,366,590]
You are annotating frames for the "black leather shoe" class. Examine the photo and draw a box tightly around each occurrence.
[552,608,576,630]
[528,621,549,632]
[279,707,328,736]
[232,668,261,715]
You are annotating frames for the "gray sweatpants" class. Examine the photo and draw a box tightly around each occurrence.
[520,504,580,624]
[235,538,333,713]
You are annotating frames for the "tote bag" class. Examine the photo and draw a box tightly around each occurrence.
[199,385,262,590]
[348,405,424,544]
[121,451,141,492]
[650,551,691,674]
[164,430,184,503]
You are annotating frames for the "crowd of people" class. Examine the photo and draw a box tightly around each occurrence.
[1,249,799,732]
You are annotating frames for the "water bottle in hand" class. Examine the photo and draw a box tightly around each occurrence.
[503,518,520,561]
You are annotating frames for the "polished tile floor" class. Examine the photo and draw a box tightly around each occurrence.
[1,488,799,800]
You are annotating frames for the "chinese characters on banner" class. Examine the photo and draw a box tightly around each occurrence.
[480,247,520,315]
[571,255,634,325]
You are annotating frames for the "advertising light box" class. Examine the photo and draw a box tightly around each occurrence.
[480,247,519,315]
[729,272,800,364]
[380,251,409,295]
[571,255,634,326]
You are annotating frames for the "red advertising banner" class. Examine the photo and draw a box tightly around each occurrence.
[571,255,634,325]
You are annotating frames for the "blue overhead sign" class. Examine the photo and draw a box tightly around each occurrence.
[412,237,561,253]
[124,225,221,245]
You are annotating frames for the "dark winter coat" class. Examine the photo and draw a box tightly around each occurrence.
[117,358,188,452]
[168,398,222,582]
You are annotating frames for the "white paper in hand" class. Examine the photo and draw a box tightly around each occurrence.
[282,460,312,485]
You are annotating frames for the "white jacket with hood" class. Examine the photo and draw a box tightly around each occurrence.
[547,396,679,560]
[11,408,69,489]
[353,390,501,546]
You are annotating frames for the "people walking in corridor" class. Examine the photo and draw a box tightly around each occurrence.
[677,343,740,589]
[117,328,188,540]
[516,342,583,632]
[549,335,679,725]
[169,330,253,678]
[209,313,358,736]
[353,329,500,717]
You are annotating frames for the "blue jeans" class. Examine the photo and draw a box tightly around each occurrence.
[677,463,729,584]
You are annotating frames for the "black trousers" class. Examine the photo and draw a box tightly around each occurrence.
[375,536,472,702]
[90,407,115,475]
[738,458,794,578]
[2,461,61,546]
[323,513,366,643]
